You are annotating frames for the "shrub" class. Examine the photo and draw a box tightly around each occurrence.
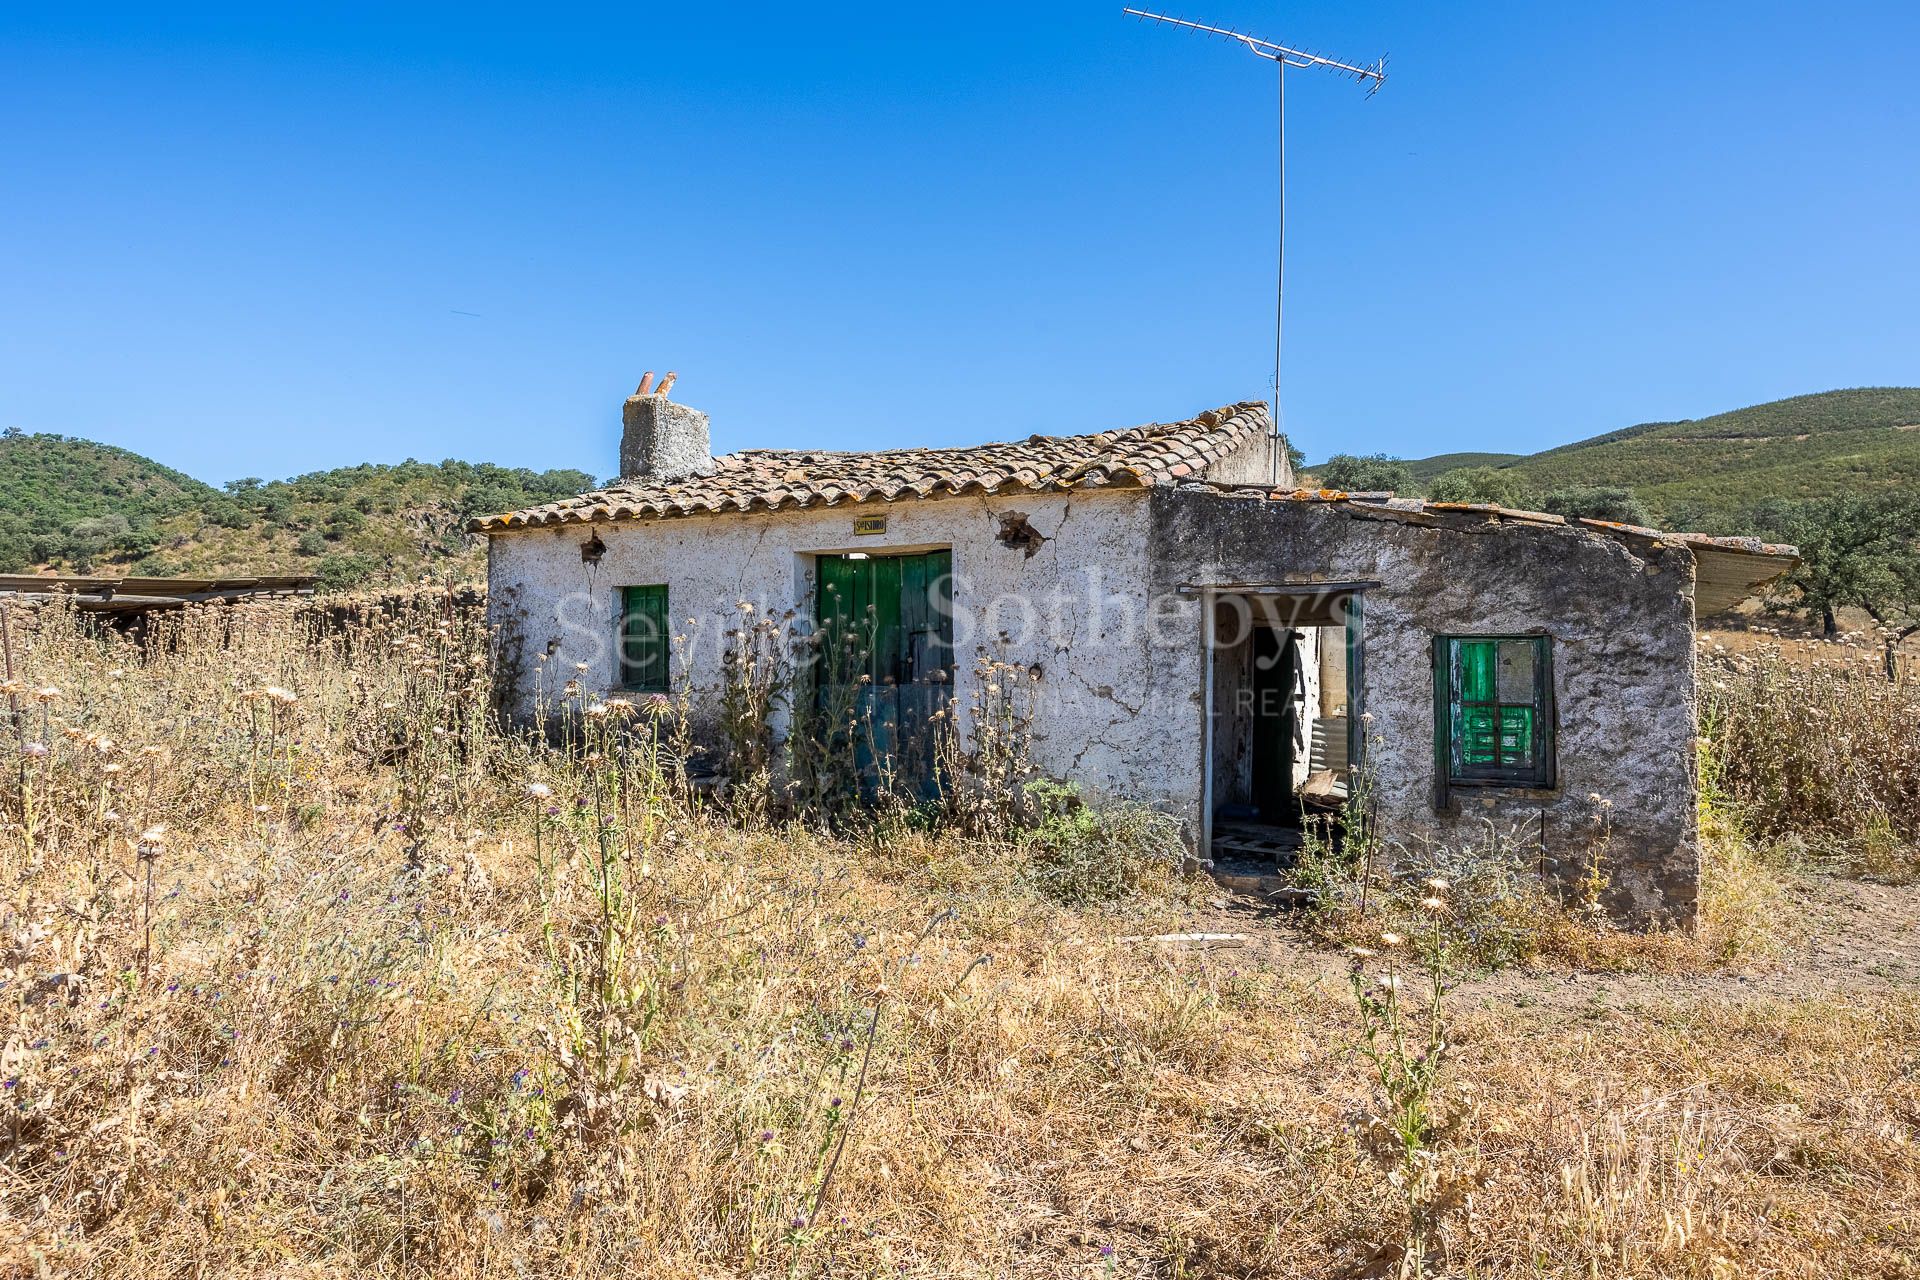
[324,505,367,539]
[1312,453,1416,493]
[460,483,521,519]
[938,658,1040,839]
[1302,817,1555,971]
[1427,465,1533,508]
[114,524,162,558]
[61,513,131,571]
[1541,485,1654,527]
[717,601,792,820]
[205,501,254,530]
[1017,779,1181,905]
[316,552,380,592]
[1700,637,1919,878]
[1345,882,1460,1269]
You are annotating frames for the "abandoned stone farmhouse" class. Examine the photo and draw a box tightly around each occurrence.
[473,381,1796,922]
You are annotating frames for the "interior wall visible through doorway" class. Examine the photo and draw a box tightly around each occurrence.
[1207,592,1355,833]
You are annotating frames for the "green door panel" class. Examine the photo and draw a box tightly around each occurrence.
[617,584,670,692]
[815,549,954,800]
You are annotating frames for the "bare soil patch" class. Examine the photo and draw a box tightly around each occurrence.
[1179,871,1920,1014]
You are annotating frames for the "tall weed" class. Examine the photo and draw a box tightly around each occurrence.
[1700,636,1919,879]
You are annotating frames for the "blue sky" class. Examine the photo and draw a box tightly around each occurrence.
[4,2,1917,485]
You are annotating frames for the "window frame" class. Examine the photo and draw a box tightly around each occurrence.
[616,584,671,694]
[1431,633,1556,804]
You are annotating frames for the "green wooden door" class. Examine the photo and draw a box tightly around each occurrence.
[815,550,954,799]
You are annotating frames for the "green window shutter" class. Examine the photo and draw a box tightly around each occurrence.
[1440,634,1555,788]
[1431,635,1451,810]
[617,584,670,692]
[1459,639,1497,701]
[1454,639,1500,767]
[1534,639,1557,789]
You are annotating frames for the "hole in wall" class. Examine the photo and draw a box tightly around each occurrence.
[996,512,1048,558]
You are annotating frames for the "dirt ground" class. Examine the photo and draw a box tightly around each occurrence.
[1179,872,1920,1013]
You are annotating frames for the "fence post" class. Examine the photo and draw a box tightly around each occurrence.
[1,598,20,734]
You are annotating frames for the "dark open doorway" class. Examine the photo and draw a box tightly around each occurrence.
[1249,627,1301,826]
[1201,585,1367,872]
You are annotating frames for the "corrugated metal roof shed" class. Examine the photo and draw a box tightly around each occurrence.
[0,573,315,612]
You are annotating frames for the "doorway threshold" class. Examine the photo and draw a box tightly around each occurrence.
[1207,822,1314,907]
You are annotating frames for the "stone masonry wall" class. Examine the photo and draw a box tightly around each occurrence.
[1148,488,1702,923]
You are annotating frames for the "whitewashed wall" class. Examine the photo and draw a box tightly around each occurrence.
[486,480,1710,921]
[485,489,1202,821]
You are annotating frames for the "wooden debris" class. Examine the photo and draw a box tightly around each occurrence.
[1117,932,1250,948]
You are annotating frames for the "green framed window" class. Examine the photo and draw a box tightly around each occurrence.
[1433,634,1555,798]
[617,584,671,692]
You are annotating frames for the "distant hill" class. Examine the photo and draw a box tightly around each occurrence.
[11,386,1916,586]
[0,430,594,588]
[1393,388,1920,528]
[0,432,221,526]
[1401,451,1523,485]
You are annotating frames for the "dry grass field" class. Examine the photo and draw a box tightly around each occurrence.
[2,597,1917,1278]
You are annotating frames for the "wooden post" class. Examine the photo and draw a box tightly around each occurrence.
[1,598,19,726]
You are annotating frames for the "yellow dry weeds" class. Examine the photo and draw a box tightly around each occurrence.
[0,597,1915,1278]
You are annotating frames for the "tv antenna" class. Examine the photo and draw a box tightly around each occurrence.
[1123,9,1386,483]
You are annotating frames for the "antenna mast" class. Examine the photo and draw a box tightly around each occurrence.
[1122,9,1385,483]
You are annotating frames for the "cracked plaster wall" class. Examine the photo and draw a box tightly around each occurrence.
[487,481,1704,923]
[1148,488,1702,924]
[485,490,1190,813]
[1201,430,1286,486]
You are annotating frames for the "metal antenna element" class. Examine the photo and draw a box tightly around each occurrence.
[1122,10,1386,87]
[1123,8,1385,483]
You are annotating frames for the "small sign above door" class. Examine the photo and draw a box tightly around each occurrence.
[853,514,888,536]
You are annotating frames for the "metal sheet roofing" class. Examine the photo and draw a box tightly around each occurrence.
[0,573,316,612]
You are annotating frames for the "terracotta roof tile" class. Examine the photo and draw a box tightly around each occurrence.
[471,401,1271,532]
